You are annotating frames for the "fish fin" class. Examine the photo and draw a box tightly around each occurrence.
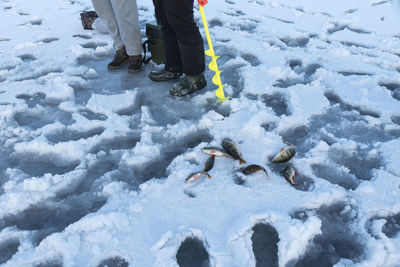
[285,141,294,146]
[280,148,285,152]
[294,168,297,175]
[239,159,247,166]
[267,176,271,181]
[293,183,299,186]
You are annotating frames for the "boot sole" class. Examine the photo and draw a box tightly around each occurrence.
[107,59,129,69]
[149,74,182,82]
[128,68,142,73]
[170,81,207,97]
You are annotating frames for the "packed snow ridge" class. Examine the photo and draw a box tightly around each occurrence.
[1,0,400,266]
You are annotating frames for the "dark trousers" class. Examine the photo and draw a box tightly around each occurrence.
[153,0,205,76]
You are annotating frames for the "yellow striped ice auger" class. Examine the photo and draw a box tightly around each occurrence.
[198,0,229,102]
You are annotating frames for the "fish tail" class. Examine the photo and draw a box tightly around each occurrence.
[239,159,247,166]
[203,171,212,178]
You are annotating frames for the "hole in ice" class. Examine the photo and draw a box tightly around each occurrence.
[97,257,129,267]
[290,203,364,267]
[261,93,291,116]
[80,41,108,49]
[176,237,210,267]
[251,223,279,267]
[0,239,19,264]
[3,196,106,245]
[382,213,400,238]
[18,53,37,62]
[73,34,92,40]
[311,164,360,190]
[45,127,105,143]
[279,37,309,48]
[240,53,261,67]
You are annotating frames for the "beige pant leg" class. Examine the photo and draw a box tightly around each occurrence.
[110,0,142,56]
[91,0,123,51]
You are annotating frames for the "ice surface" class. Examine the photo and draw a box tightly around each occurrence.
[1,0,400,266]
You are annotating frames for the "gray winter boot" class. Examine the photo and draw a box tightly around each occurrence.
[169,73,207,96]
[107,46,129,69]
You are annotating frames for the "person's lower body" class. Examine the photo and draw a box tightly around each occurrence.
[149,0,206,96]
[91,0,142,71]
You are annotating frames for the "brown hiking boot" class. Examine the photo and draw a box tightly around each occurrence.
[107,46,129,69]
[128,55,142,73]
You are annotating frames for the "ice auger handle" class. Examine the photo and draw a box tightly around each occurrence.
[198,0,208,6]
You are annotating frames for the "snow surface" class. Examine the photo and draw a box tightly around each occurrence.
[1,0,400,266]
